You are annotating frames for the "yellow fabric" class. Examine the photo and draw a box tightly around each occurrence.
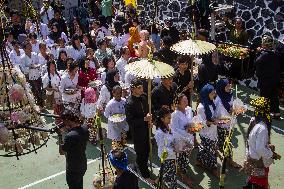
[128,27,140,54]
[124,0,137,8]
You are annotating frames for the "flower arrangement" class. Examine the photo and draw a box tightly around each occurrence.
[9,84,26,103]
[187,115,204,133]
[217,44,249,60]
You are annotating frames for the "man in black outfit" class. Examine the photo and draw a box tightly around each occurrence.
[255,35,281,119]
[108,149,139,189]
[173,56,194,102]
[152,77,177,114]
[8,10,26,40]
[153,36,177,67]
[59,111,89,189]
[125,79,153,184]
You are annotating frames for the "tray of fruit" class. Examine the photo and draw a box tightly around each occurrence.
[88,80,102,88]
[217,44,249,60]
[217,117,231,124]
[64,88,77,95]
[109,114,126,123]
[188,122,203,133]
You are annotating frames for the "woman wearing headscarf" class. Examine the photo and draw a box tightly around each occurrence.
[97,69,120,111]
[46,22,68,46]
[196,84,219,177]
[215,79,240,168]
[243,97,281,189]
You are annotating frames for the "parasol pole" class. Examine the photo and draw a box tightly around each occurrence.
[190,55,194,107]
[147,78,153,175]
[96,113,106,185]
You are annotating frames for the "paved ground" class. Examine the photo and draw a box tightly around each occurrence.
[1,85,283,189]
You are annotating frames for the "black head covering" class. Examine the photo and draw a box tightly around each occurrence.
[105,69,120,94]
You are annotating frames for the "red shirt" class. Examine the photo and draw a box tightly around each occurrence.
[78,68,97,98]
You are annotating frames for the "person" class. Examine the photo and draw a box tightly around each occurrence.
[125,79,153,183]
[49,10,68,35]
[95,38,114,64]
[160,18,180,44]
[57,50,68,71]
[137,30,155,58]
[68,34,86,61]
[46,22,68,46]
[59,111,89,189]
[152,77,177,114]
[104,85,129,150]
[80,87,98,145]
[8,9,26,40]
[215,79,240,168]
[224,17,249,45]
[38,42,50,75]
[116,47,130,84]
[173,56,194,102]
[196,84,219,177]
[100,55,116,84]
[101,0,113,23]
[21,41,44,110]
[197,50,219,92]
[28,33,40,54]
[255,35,281,119]
[86,48,100,69]
[243,97,281,189]
[42,60,62,124]
[108,149,139,189]
[59,61,81,112]
[128,27,140,57]
[155,107,183,188]
[78,58,97,98]
[83,33,96,50]
[97,69,120,111]
[40,0,54,25]
[9,40,24,66]
[148,23,161,51]
[170,94,195,187]
[153,36,177,66]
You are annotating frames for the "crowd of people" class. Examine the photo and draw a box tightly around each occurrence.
[0,0,283,189]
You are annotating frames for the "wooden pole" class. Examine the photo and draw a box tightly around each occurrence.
[190,55,194,107]
[147,78,153,174]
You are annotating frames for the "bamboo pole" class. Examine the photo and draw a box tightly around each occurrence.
[147,78,153,175]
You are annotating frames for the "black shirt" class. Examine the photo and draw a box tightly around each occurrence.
[255,49,280,84]
[125,94,149,142]
[113,171,139,189]
[62,125,89,173]
[173,69,192,94]
[152,83,177,113]
[153,47,177,67]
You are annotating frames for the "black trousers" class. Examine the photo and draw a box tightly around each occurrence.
[66,170,85,189]
[259,81,280,113]
[133,138,150,178]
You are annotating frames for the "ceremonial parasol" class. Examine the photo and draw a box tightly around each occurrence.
[170,39,217,105]
[125,58,175,173]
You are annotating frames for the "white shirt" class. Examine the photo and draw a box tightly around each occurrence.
[104,98,129,140]
[197,103,218,141]
[20,52,41,80]
[42,72,61,100]
[247,121,273,167]
[80,100,97,119]
[96,85,111,109]
[38,52,48,76]
[67,43,86,61]
[171,107,194,145]
[116,57,128,83]
[9,49,25,66]
[40,6,54,25]
[31,41,40,54]
[155,129,177,160]
[59,72,81,103]
[215,96,234,129]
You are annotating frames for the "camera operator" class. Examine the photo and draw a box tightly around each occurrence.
[59,110,89,189]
